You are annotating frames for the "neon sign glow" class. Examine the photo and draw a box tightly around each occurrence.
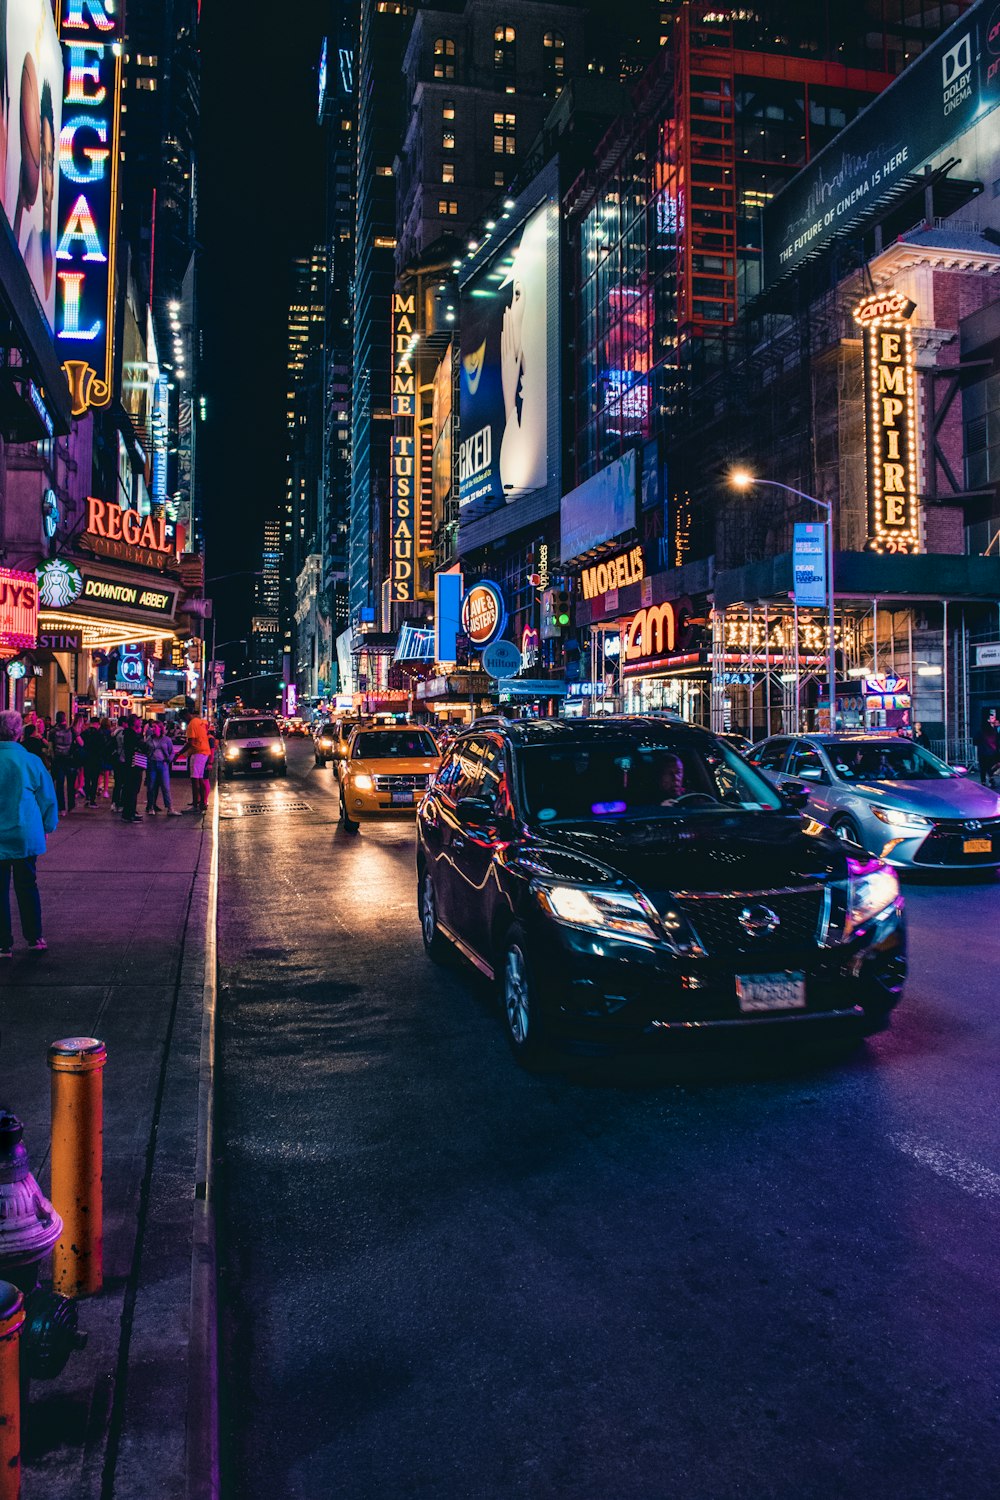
[852,290,921,555]
[55,0,124,415]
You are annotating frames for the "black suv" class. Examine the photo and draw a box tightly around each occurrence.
[416,717,906,1064]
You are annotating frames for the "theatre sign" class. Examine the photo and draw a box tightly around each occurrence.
[853,290,921,555]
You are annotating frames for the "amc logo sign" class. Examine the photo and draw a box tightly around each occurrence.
[621,599,691,676]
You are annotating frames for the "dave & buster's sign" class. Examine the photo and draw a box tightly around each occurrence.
[55,0,124,415]
[461,581,507,649]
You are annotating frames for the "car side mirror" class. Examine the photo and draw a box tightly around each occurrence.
[456,796,494,827]
[796,766,825,782]
[780,782,810,810]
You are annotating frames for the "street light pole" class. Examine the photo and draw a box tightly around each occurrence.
[730,474,837,733]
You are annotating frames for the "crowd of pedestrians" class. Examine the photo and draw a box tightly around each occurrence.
[0,706,217,957]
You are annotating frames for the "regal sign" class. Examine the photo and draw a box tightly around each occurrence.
[852,290,920,555]
[56,0,125,415]
[81,496,186,570]
[580,545,645,601]
[0,569,39,656]
[621,599,690,677]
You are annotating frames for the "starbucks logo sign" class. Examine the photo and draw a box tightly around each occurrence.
[36,559,84,608]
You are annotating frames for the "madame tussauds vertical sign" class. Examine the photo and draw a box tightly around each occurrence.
[853,290,921,555]
[55,0,124,415]
[390,293,416,601]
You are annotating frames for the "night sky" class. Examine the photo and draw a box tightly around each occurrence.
[198,0,330,658]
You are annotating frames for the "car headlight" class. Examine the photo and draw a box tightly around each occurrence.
[270,743,283,756]
[870,805,931,832]
[225,746,238,760]
[352,773,373,791]
[846,863,900,936]
[320,739,333,748]
[534,883,659,942]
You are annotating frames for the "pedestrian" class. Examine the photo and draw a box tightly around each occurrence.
[111,716,127,810]
[120,714,147,824]
[144,721,181,815]
[0,709,58,957]
[975,709,1000,787]
[48,710,77,815]
[81,717,106,807]
[97,716,114,798]
[184,711,211,815]
[72,713,87,800]
[22,719,53,771]
[913,721,929,750]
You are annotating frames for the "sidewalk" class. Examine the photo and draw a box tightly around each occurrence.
[0,788,218,1499]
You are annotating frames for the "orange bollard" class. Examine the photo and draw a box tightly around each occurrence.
[48,1038,108,1298]
[0,1281,25,1500]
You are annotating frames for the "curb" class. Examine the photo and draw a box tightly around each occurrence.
[104,797,220,1500]
[188,790,220,1500]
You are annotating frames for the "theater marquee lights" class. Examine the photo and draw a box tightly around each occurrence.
[55,0,124,415]
[852,289,920,555]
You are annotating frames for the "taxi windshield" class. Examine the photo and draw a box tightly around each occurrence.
[823,739,955,781]
[518,737,783,823]
[352,731,438,759]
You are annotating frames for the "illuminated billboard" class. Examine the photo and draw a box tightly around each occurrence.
[561,450,638,562]
[853,290,920,555]
[55,0,124,414]
[459,197,559,517]
[1,0,64,325]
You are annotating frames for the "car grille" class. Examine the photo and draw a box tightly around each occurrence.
[372,774,429,792]
[672,888,826,957]
[914,817,1000,865]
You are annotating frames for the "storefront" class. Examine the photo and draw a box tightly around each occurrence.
[32,555,191,721]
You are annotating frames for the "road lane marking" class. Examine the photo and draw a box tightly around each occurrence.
[891,1132,1000,1203]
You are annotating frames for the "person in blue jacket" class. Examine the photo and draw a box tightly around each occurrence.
[0,709,58,957]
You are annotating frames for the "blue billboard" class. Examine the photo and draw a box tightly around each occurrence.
[560,451,638,562]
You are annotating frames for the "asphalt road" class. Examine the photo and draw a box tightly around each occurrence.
[216,740,1000,1499]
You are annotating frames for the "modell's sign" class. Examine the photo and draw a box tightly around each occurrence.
[81,496,185,569]
[580,545,645,601]
[852,289,920,555]
[0,568,39,656]
[621,599,690,677]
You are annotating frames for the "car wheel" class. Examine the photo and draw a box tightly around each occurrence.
[500,928,549,1067]
[833,815,866,851]
[418,866,451,963]
[339,787,359,833]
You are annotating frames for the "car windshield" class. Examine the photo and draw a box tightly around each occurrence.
[225,719,279,739]
[823,739,955,782]
[352,731,438,759]
[518,737,783,823]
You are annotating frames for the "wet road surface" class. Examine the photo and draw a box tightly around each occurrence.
[216,741,1000,1499]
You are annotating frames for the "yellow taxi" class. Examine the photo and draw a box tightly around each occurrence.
[338,725,441,827]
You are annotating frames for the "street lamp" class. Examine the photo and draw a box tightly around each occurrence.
[730,471,837,733]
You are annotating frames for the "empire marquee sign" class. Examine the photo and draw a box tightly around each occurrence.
[852,289,921,555]
[55,0,124,416]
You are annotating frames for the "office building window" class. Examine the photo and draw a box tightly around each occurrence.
[438,200,459,217]
[494,169,506,187]
[442,99,455,120]
[433,36,456,79]
[493,111,516,155]
[442,161,455,184]
[494,24,515,74]
[543,32,565,77]
[442,129,455,150]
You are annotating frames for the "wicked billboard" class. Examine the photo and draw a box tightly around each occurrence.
[762,0,1000,287]
[458,196,559,517]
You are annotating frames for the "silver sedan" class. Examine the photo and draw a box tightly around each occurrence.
[749,733,1000,871]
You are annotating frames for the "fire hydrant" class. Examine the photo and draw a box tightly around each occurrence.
[0,1112,86,1380]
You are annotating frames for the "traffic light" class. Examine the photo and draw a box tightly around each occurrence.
[555,589,571,628]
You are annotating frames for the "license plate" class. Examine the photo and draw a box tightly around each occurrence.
[250,760,262,769]
[963,837,991,854]
[391,791,413,805]
[736,972,806,1013]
